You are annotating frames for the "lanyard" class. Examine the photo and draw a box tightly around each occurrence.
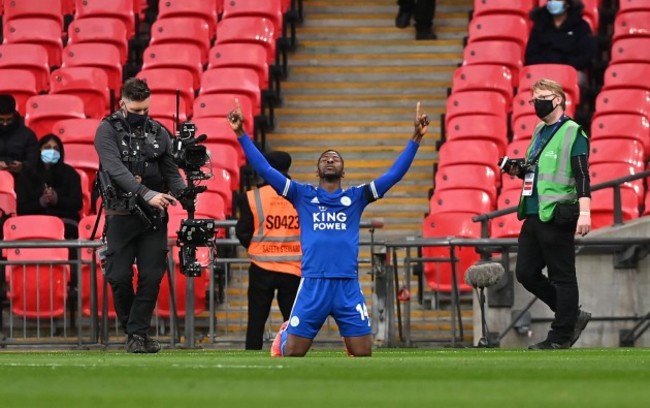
[528,116,567,164]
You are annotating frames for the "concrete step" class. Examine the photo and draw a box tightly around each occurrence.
[297,25,468,41]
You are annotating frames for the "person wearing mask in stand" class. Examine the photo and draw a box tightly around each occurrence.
[94,78,186,354]
[525,0,597,89]
[502,79,592,350]
[15,134,83,239]
[0,94,39,179]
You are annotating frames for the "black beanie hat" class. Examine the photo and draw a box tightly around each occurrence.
[264,150,292,175]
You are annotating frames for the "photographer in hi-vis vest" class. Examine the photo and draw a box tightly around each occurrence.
[235,150,301,350]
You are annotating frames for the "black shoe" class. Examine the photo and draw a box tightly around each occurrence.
[126,334,147,353]
[528,339,571,350]
[395,10,411,28]
[143,335,162,353]
[416,30,437,40]
[570,309,592,347]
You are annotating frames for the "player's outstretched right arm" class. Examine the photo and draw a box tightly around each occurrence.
[227,99,289,195]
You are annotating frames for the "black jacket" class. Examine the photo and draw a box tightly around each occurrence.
[0,115,39,172]
[525,2,596,71]
[15,146,83,223]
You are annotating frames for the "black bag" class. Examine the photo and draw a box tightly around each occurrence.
[553,202,579,228]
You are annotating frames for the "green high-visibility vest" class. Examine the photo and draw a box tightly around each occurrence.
[517,120,586,222]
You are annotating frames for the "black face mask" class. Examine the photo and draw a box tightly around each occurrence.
[126,111,147,129]
[534,99,556,119]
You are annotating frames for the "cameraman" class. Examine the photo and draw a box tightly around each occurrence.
[504,79,591,350]
[94,78,186,353]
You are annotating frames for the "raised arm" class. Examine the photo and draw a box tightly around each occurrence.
[372,103,428,197]
[227,99,290,195]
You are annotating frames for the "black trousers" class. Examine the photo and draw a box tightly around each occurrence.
[397,0,436,30]
[516,215,579,343]
[245,262,300,350]
[104,214,168,336]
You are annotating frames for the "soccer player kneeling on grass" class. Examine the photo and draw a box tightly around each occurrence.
[228,99,428,357]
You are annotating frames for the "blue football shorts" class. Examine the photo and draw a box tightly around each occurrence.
[286,277,372,339]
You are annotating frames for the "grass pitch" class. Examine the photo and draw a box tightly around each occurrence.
[0,348,649,408]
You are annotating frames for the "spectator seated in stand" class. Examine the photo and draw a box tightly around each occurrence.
[14,134,83,240]
[0,94,39,179]
[525,0,597,90]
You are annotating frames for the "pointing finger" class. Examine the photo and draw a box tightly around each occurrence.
[416,101,421,120]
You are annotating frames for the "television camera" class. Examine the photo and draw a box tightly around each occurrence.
[171,121,217,277]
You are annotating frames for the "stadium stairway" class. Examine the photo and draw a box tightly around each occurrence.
[196,0,477,348]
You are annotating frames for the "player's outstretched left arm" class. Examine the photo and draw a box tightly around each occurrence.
[371,103,427,198]
[227,99,289,194]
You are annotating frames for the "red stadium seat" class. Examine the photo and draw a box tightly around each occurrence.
[3,215,69,318]
[205,143,241,191]
[156,245,209,318]
[589,139,645,172]
[437,140,501,177]
[590,163,644,205]
[421,212,481,293]
[2,0,64,31]
[193,93,255,136]
[473,0,535,19]
[500,140,530,191]
[490,189,523,238]
[199,68,262,116]
[2,18,63,67]
[591,113,650,155]
[200,168,233,215]
[618,0,650,14]
[511,114,540,142]
[150,17,211,64]
[52,118,101,144]
[610,38,650,65]
[462,40,523,87]
[157,0,218,39]
[429,189,494,215]
[137,68,195,117]
[0,69,38,116]
[208,43,270,91]
[467,15,529,53]
[62,43,123,97]
[141,44,203,90]
[24,94,86,138]
[590,188,640,230]
[613,11,650,42]
[445,114,508,156]
[148,95,188,131]
[62,0,75,15]
[221,0,284,33]
[434,164,498,203]
[0,171,17,216]
[451,65,513,109]
[518,64,580,106]
[74,0,135,39]
[195,191,226,220]
[75,168,92,217]
[50,67,111,119]
[65,143,100,188]
[216,17,277,65]
[67,17,129,64]
[0,44,50,93]
[444,91,508,128]
[593,89,650,119]
[78,214,123,319]
[192,117,246,166]
[602,63,650,92]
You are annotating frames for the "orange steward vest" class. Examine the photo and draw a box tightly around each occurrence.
[247,185,301,276]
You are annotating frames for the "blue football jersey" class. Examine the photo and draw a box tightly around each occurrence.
[279,181,375,278]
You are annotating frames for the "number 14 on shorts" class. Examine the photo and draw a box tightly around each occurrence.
[356,303,370,326]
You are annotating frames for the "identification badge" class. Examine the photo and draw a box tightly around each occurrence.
[522,172,535,196]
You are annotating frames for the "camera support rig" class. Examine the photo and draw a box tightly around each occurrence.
[170,113,218,347]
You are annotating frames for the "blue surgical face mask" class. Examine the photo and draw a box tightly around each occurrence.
[547,0,566,16]
[41,149,61,165]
